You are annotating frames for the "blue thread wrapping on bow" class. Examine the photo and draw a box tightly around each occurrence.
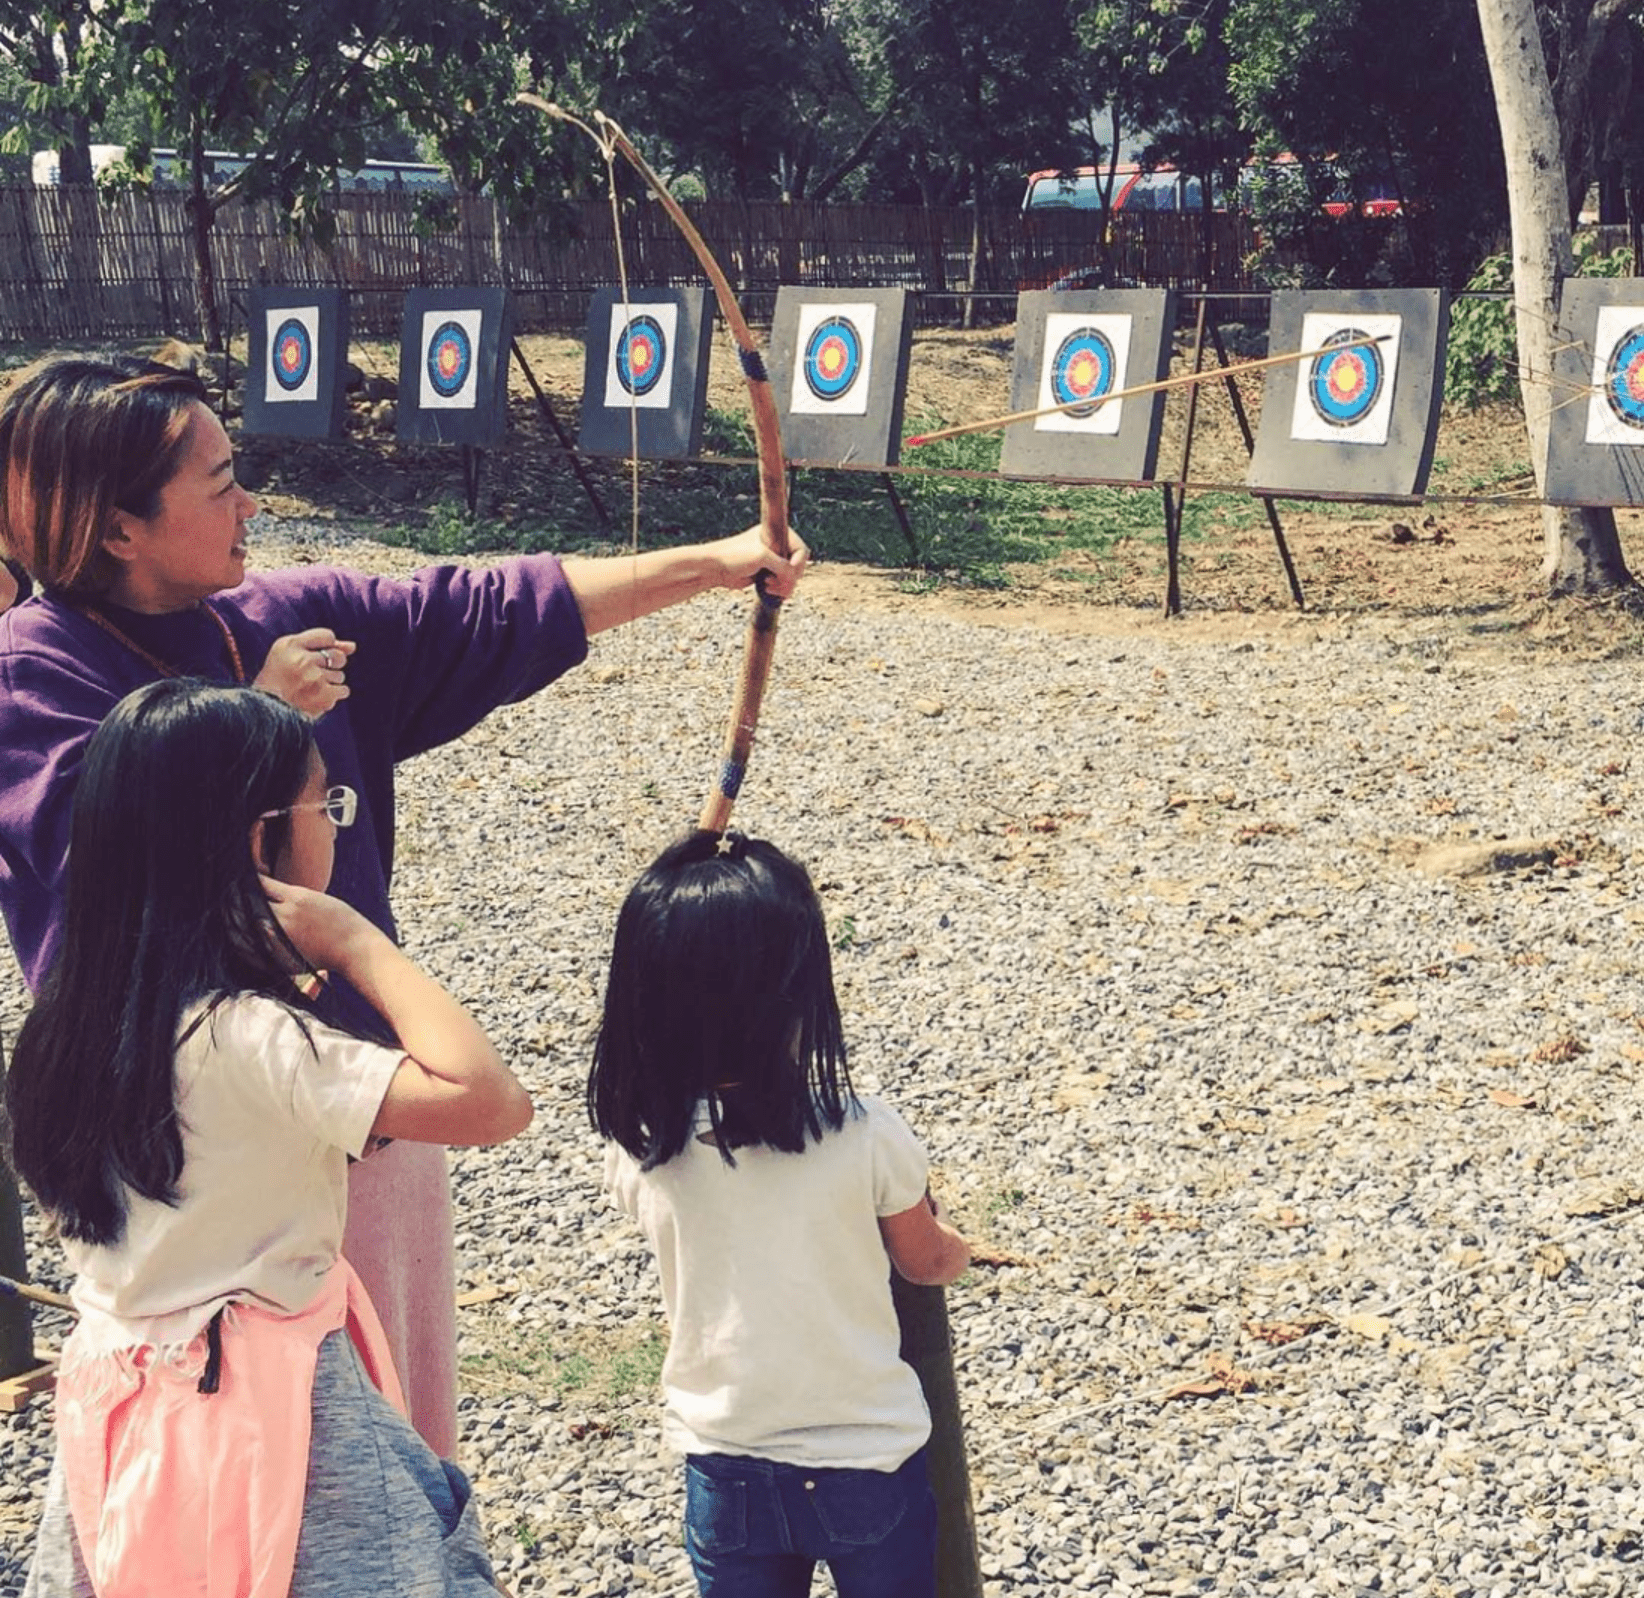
[717,757,747,799]
[738,348,769,383]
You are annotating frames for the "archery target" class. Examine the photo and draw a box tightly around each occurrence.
[244,288,349,438]
[1035,313,1132,436]
[1289,312,1401,445]
[790,302,877,416]
[419,310,483,410]
[1585,305,1644,446]
[603,302,679,410]
[266,308,318,403]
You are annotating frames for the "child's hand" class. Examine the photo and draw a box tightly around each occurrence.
[260,875,384,973]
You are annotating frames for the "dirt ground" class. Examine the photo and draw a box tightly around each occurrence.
[229,325,1644,654]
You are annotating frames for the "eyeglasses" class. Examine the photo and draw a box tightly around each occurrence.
[258,784,357,829]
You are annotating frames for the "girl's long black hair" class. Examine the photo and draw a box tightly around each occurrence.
[589,832,852,1168]
[2,679,317,1244]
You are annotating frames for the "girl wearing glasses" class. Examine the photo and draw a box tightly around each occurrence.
[0,351,806,1455]
[5,677,529,1595]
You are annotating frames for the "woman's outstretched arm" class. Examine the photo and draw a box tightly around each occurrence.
[561,522,808,635]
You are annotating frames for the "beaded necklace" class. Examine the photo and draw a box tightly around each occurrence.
[76,600,247,684]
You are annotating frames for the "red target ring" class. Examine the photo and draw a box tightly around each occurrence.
[271,317,312,392]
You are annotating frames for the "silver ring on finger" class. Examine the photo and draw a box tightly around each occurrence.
[322,649,336,670]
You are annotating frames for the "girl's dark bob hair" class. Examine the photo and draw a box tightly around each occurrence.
[589,831,852,1167]
[2,678,318,1245]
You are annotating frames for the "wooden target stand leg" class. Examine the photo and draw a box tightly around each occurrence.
[0,1167,55,1411]
[1162,299,1211,617]
[892,1275,984,1598]
[460,446,485,516]
[509,339,613,533]
[1205,313,1305,609]
[881,473,924,565]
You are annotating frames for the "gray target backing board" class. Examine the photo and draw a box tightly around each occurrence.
[243,287,350,438]
[1001,289,1176,481]
[1248,289,1448,497]
[1544,280,1644,505]
[768,287,913,467]
[396,288,513,447]
[578,287,713,460]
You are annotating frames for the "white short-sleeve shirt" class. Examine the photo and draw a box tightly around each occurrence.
[605,1093,932,1471]
[65,993,404,1351]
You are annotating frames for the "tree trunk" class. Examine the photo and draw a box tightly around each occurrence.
[188,186,223,350]
[962,168,981,332]
[1475,0,1633,594]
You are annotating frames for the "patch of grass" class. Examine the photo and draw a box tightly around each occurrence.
[983,1186,1028,1224]
[460,1319,667,1402]
[366,400,1233,592]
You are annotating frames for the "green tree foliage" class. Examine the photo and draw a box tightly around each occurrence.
[0,3,110,181]
[1225,0,1509,286]
[560,0,868,202]
[1076,0,1245,207]
[840,0,1092,209]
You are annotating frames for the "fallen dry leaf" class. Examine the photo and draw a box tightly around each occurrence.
[1341,1312,1393,1341]
[1488,1087,1539,1110]
[1161,1351,1266,1402]
[1532,1242,1568,1280]
[1243,1319,1326,1347]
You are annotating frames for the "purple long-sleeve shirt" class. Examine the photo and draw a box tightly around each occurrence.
[0,556,588,989]
[0,554,588,1454]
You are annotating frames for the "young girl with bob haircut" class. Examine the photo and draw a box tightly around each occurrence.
[4,677,530,1597]
[590,831,970,1598]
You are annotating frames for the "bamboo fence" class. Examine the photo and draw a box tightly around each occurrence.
[0,186,1279,345]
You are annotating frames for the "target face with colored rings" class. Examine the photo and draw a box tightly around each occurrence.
[427,321,474,399]
[803,316,865,401]
[1603,325,1644,430]
[1308,328,1384,427]
[616,315,667,398]
[1050,327,1117,417]
[271,318,313,392]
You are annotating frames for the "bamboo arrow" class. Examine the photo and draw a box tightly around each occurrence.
[904,333,1395,448]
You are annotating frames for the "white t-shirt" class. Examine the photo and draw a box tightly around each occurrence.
[65,993,404,1352]
[605,1093,932,1471]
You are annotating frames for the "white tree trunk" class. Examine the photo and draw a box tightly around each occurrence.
[1475,0,1632,592]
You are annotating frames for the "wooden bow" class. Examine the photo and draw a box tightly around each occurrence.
[517,95,792,835]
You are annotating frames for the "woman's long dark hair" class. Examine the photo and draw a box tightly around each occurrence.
[2,679,317,1244]
[589,831,852,1168]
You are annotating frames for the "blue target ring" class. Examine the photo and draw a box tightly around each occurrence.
[426,320,474,399]
[1308,328,1384,428]
[271,317,312,392]
[1603,326,1644,430]
[1050,327,1117,417]
[803,316,864,401]
[616,314,667,398]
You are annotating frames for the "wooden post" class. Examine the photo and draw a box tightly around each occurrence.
[892,1276,983,1598]
[0,1168,34,1380]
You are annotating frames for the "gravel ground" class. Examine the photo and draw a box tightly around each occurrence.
[4,520,1644,1598]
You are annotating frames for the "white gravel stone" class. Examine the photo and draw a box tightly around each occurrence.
[4,522,1644,1596]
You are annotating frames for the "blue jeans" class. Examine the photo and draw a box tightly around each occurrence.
[683,1447,937,1598]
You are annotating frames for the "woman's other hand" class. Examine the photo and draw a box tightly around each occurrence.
[254,628,356,717]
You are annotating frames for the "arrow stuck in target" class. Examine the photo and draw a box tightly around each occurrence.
[904,333,1395,448]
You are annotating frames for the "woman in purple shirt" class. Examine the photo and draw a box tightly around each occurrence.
[0,353,806,1454]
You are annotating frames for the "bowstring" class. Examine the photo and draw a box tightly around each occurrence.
[586,114,649,873]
